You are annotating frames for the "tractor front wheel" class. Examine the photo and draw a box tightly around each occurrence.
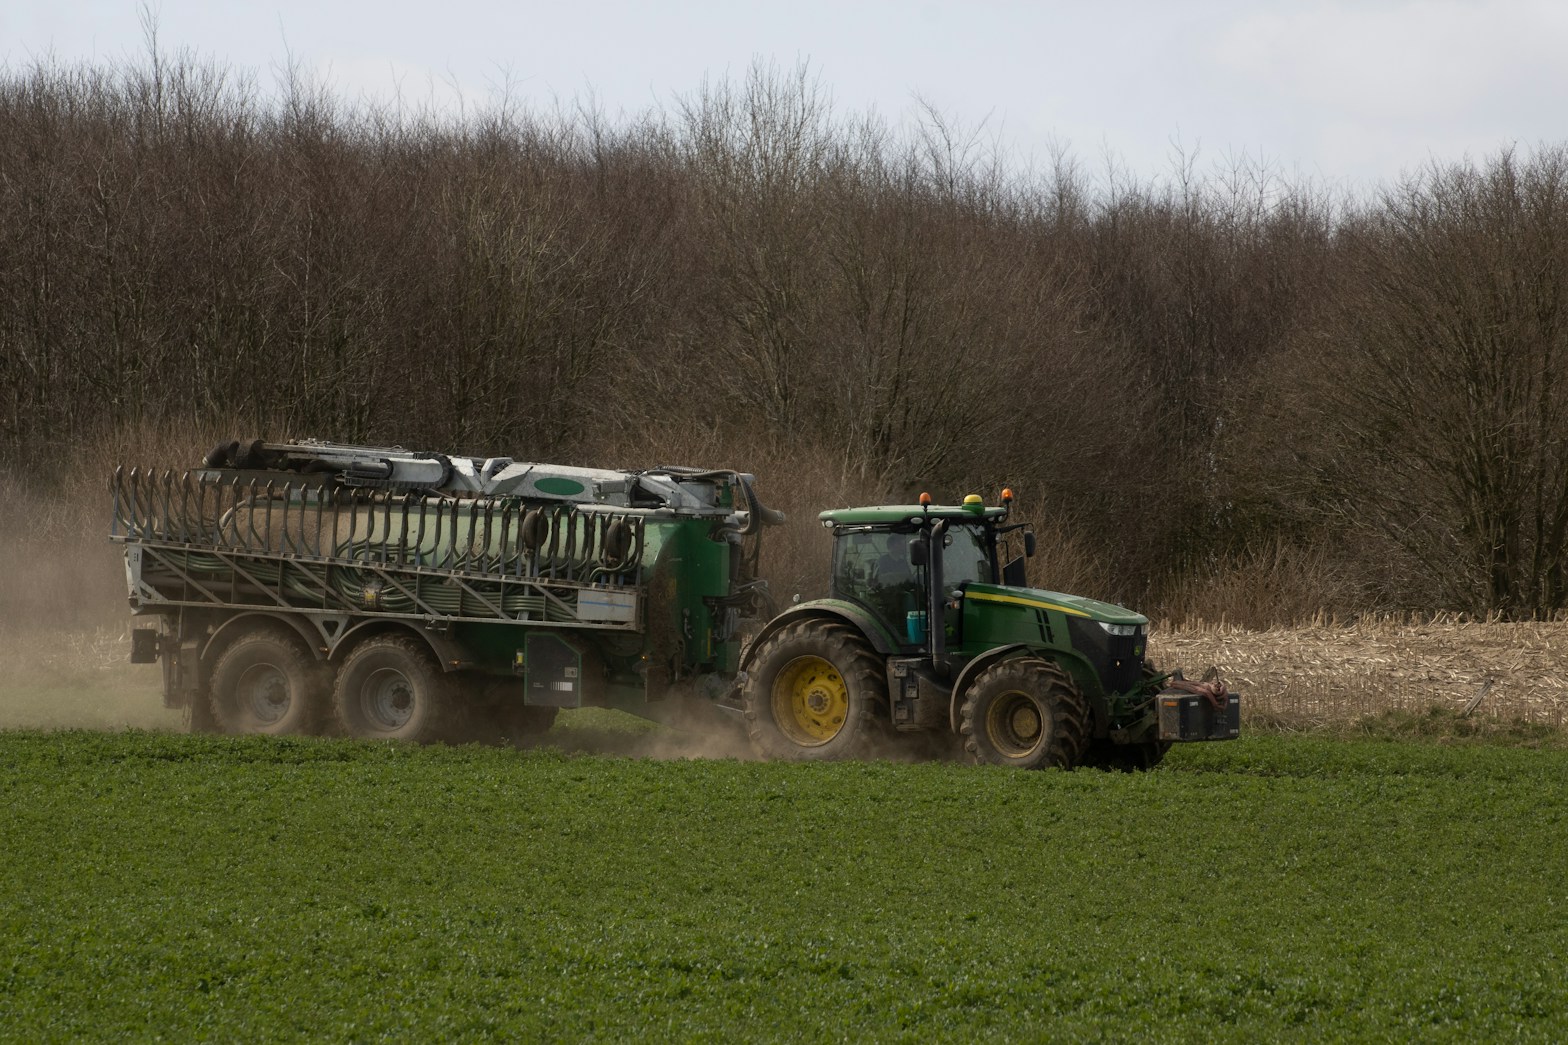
[741,619,887,761]
[959,657,1089,770]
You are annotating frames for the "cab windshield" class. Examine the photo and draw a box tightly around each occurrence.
[943,523,994,587]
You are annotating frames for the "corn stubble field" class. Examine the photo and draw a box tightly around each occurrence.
[1169,616,1568,731]
[1,484,1566,1039]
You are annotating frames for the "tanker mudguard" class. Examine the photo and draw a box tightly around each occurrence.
[329,620,476,671]
[204,612,325,664]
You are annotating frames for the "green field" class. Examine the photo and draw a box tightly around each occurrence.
[2,729,1565,1041]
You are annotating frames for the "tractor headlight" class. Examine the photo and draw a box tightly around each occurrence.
[1098,622,1139,637]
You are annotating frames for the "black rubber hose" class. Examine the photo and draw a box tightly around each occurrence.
[737,478,785,535]
[203,441,240,468]
[417,452,454,489]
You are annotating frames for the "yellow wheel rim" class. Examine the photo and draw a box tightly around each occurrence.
[986,690,1045,759]
[771,655,849,746]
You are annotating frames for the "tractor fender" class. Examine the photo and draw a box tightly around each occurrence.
[740,599,903,672]
[329,620,476,672]
[947,643,1036,733]
[203,611,327,665]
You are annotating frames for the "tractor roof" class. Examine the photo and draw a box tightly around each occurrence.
[818,504,1009,526]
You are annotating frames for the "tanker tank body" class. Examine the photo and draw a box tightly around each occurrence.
[111,439,783,742]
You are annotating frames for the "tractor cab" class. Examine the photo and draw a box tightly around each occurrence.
[821,494,1033,655]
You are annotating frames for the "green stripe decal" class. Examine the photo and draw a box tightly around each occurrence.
[965,590,1091,617]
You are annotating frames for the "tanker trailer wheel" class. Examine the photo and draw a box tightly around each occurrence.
[959,656,1089,770]
[741,619,886,761]
[209,627,325,735]
[332,635,458,743]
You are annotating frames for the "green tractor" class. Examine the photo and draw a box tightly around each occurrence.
[739,492,1238,769]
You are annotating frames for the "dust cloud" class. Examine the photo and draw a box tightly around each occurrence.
[539,714,762,762]
[535,707,967,764]
[0,479,179,731]
[0,627,179,731]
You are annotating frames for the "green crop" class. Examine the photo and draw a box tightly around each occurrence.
[1,731,1564,1041]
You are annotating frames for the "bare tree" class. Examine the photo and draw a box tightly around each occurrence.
[1316,148,1568,616]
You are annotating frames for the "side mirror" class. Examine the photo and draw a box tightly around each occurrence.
[1024,532,1037,558]
[908,539,928,568]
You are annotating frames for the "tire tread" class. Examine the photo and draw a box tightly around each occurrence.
[331,633,458,743]
[741,619,886,761]
[208,626,322,735]
[958,656,1090,769]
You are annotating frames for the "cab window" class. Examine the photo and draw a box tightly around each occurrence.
[833,529,926,638]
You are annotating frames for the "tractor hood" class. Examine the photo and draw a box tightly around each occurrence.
[962,583,1148,627]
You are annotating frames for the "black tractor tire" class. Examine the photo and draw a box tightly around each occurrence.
[208,627,325,735]
[741,619,888,761]
[1081,659,1172,772]
[332,634,460,743]
[959,656,1090,770]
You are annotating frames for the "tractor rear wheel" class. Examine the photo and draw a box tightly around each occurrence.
[741,619,886,761]
[209,627,324,735]
[959,656,1089,770]
[332,635,459,743]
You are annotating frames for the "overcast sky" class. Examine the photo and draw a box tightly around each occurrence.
[7,1,1565,190]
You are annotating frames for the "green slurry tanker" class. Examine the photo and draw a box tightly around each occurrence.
[113,439,1238,769]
